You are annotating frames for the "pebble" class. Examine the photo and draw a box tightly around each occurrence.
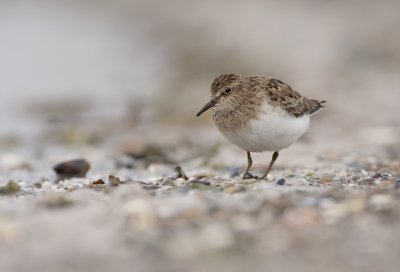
[174,178,187,186]
[108,175,121,186]
[276,178,285,186]
[53,159,90,179]
[372,173,381,179]
[92,179,105,185]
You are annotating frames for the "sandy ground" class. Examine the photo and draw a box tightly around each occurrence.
[0,119,399,272]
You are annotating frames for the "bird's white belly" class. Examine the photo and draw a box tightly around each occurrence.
[220,110,310,152]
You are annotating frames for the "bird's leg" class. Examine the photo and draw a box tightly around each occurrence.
[261,151,279,180]
[243,151,256,179]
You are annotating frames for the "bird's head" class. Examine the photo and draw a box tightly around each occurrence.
[196,73,242,116]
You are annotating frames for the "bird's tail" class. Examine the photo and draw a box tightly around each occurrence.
[309,99,326,115]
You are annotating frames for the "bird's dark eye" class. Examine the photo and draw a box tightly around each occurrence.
[224,88,232,94]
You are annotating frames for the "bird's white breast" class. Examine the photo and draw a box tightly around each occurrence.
[219,104,310,152]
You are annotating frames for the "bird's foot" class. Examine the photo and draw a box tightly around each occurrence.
[243,173,259,180]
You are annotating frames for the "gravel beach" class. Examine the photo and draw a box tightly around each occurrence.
[1,122,399,272]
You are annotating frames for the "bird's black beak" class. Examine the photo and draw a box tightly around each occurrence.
[196,99,216,116]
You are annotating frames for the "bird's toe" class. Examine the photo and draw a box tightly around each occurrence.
[243,173,257,179]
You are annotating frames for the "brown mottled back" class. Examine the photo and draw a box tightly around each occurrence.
[210,74,325,131]
[245,76,325,117]
[263,77,325,116]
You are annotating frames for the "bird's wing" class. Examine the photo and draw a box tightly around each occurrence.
[265,78,325,117]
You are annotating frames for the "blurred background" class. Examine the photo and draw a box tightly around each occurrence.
[1,1,400,272]
[1,0,399,148]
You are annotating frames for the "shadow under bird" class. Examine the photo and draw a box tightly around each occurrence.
[196,73,325,180]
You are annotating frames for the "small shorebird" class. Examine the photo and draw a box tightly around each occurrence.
[196,73,325,179]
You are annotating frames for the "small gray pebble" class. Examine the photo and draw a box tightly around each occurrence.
[277,178,285,186]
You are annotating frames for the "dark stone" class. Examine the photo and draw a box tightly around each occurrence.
[189,179,211,186]
[277,178,286,185]
[372,173,381,179]
[53,159,90,179]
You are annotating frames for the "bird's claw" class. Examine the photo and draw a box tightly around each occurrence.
[243,173,259,180]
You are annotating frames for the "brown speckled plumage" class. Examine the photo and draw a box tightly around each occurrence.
[196,73,326,180]
[210,74,325,131]
[260,77,325,117]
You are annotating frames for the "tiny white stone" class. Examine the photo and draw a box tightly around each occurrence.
[174,178,187,186]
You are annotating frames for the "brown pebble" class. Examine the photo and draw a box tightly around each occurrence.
[53,159,90,179]
[93,179,105,185]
